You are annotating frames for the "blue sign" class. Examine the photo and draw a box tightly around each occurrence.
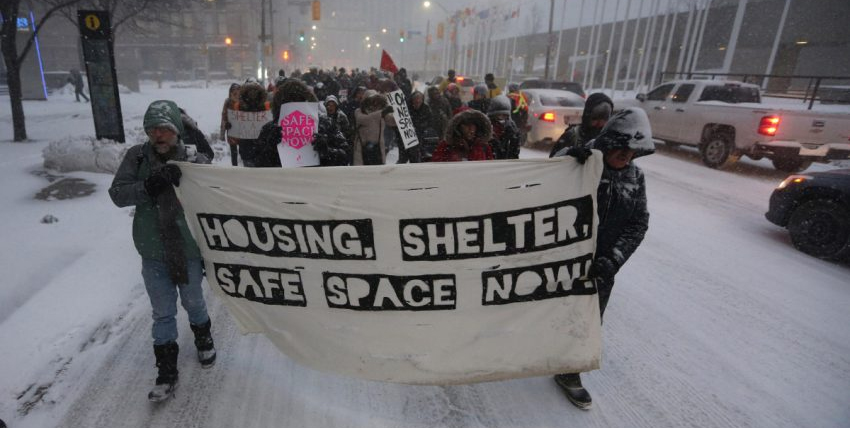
[17,17,30,29]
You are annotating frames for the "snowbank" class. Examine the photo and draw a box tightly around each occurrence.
[42,134,144,174]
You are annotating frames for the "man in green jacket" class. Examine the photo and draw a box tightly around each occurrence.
[109,100,215,403]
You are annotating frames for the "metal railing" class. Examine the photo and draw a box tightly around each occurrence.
[658,71,850,110]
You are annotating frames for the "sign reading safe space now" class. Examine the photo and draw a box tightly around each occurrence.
[77,10,125,143]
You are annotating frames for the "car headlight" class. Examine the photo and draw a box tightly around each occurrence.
[776,174,812,190]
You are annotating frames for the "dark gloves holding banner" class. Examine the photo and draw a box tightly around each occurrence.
[144,164,182,197]
[590,257,617,283]
[565,146,593,164]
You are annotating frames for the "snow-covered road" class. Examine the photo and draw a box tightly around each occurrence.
[1,83,848,428]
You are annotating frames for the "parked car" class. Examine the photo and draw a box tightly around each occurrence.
[620,79,850,171]
[429,75,476,103]
[765,168,850,260]
[521,88,585,148]
[456,75,476,103]
[519,79,586,98]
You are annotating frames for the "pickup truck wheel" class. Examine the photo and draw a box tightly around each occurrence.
[787,199,850,260]
[771,157,813,172]
[699,135,734,168]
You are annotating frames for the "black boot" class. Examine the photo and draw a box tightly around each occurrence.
[554,373,592,409]
[149,342,179,402]
[190,320,216,368]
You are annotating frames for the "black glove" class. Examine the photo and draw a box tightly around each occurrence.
[312,133,328,154]
[381,105,394,117]
[565,146,592,164]
[590,257,617,282]
[144,164,182,197]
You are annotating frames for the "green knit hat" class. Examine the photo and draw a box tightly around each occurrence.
[143,100,184,137]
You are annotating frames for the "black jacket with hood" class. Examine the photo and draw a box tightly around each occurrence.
[549,92,613,157]
[557,107,654,316]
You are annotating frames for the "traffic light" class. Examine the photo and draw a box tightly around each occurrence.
[224,36,232,46]
[282,50,290,61]
[399,30,405,43]
[299,31,305,42]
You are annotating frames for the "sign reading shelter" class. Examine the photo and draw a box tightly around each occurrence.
[386,90,419,149]
[175,157,604,384]
[278,102,320,167]
[226,109,270,139]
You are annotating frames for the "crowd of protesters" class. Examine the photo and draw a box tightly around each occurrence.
[109,58,655,409]
[218,66,531,166]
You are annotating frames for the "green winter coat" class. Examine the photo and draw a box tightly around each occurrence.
[108,100,200,260]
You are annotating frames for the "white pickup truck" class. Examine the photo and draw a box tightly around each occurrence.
[621,79,850,171]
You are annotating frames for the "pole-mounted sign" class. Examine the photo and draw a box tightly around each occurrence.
[77,10,125,142]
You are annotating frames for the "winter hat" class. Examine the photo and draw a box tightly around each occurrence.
[325,95,340,107]
[507,82,519,93]
[485,73,495,82]
[143,100,184,136]
[591,107,655,158]
[473,84,488,98]
[487,95,512,117]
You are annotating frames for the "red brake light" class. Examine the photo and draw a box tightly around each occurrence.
[541,112,556,122]
[758,115,780,136]
[456,76,465,83]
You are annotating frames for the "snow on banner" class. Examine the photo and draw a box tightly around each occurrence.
[174,157,603,384]
[226,109,270,139]
[386,90,419,149]
[277,102,320,167]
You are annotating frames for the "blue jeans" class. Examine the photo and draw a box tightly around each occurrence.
[141,258,210,345]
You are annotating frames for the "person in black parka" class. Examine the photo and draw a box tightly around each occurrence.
[553,107,654,410]
[252,79,350,167]
[549,92,613,157]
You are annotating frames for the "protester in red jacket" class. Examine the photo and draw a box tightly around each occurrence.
[431,109,494,162]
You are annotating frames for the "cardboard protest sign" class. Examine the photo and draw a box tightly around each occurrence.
[175,157,604,385]
[277,102,320,168]
[386,90,419,149]
[226,109,270,139]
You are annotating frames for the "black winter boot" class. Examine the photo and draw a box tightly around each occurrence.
[190,320,216,368]
[148,342,179,402]
[554,373,592,409]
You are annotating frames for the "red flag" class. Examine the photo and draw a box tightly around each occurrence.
[380,50,398,74]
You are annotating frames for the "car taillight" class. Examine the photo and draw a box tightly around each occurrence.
[758,115,780,136]
[541,112,556,122]
[777,174,811,189]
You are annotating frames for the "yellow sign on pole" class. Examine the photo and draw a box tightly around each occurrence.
[311,1,321,21]
[84,14,101,31]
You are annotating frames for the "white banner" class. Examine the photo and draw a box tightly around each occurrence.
[277,102,320,168]
[175,157,604,384]
[386,90,419,149]
[226,109,270,139]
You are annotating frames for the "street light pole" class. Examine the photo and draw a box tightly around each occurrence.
[424,1,453,74]
[423,19,430,76]
[544,0,555,80]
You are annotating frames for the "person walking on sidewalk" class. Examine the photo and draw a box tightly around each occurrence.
[108,100,216,403]
[68,69,89,102]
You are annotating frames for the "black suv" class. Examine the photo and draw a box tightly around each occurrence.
[765,169,850,260]
[519,79,586,98]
